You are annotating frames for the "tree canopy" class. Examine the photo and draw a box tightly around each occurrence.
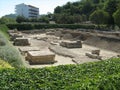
[90,9,109,25]
[53,0,120,26]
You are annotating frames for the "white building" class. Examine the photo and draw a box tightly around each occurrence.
[15,3,39,18]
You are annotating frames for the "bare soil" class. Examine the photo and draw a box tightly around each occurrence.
[16,33,119,68]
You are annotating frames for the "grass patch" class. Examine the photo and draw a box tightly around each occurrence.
[0,58,120,89]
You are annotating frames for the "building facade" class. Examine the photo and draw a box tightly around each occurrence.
[15,3,39,18]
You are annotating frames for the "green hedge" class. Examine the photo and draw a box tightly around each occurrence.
[0,58,120,89]
[7,24,34,30]
[7,24,99,30]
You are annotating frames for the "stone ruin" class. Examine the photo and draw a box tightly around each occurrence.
[8,30,23,41]
[46,32,55,35]
[85,50,102,60]
[10,33,23,41]
[54,31,62,37]
[91,50,100,56]
[25,50,56,64]
[60,40,82,48]
[19,46,40,55]
[13,38,30,46]
[62,33,73,40]
[85,53,102,60]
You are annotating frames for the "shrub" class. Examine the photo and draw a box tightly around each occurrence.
[7,24,96,30]
[0,58,13,69]
[113,9,120,28]
[0,58,120,89]
[0,30,24,68]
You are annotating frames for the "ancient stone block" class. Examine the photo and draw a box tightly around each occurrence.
[62,33,73,40]
[10,33,23,41]
[60,40,82,48]
[46,32,55,35]
[55,31,62,37]
[13,38,30,46]
[19,47,40,55]
[85,53,102,60]
[26,50,55,64]
[91,50,100,55]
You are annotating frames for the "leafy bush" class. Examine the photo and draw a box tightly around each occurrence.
[7,23,109,31]
[0,25,9,38]
[7,23,96,30]
[0,30,23,68]
[0,58,120,89]
[0,58,13,69]
[113,9,120,28]
[7,24,34,30]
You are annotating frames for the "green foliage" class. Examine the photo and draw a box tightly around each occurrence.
[16,16,27,23]
[113,9,120,28]
[0,58,120,89]
[7,23,97,30]
[0,29,23,68]
[54,6,62,13]
[104,0,120,25]
[39,15,49,23]
[0,58,13,69]
[4,14,17,19]
[0,25,9,39]
[104,0,119,15]
[53,0,120,27]
[7,24,34,30]
[90,9,109,25]
[16,15,50,23]
[0,17,16,24]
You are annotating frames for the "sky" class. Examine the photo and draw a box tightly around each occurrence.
[0,0,79,17]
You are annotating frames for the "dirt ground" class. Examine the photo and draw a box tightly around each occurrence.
[16,33,119,68]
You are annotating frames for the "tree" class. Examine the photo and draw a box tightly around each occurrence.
[16,16,26,23]
[90,9,109,25]
[113,9,120,28]
[0,17,16,24]
[54,6,62,13]
[104,0,120,26]
[81,0,94,17]
[38,15,49,23]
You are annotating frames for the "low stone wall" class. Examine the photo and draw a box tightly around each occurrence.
[60,40,82,48]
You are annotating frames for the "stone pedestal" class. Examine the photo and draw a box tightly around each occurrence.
[26,50,55,64]
[19,47,40,55]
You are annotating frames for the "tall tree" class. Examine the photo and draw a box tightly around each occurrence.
[113,9,120,28]
[90,9,109,25]
[16,16,26,23]
[104,0,120,26]
[54,6,62,14]
[0,17,16,24]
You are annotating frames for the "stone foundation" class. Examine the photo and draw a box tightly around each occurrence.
[19,47,40,55]
[26,50,55,64]
[13,38,30,46]
[60,40,82,48]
